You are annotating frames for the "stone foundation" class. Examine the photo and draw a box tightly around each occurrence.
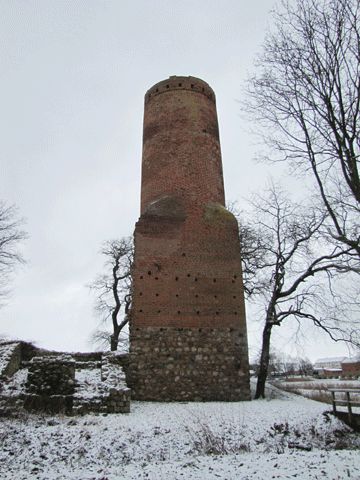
[24,355,75,414]
[25,355,75,396]
[0,342,132,416]
[129,326,250,401]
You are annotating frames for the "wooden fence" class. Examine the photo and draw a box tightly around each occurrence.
[328,388,360,428]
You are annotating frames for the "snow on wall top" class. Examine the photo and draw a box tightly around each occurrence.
[0,342,21,377]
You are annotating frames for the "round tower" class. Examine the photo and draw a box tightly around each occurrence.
[129,76,250,402]
[141,76,225,213]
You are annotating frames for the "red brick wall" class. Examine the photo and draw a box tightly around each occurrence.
[129,76,250,401]
[342,361,360,377]
[140,76,225,214]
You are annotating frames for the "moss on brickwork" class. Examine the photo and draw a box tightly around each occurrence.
[203,203,237,224]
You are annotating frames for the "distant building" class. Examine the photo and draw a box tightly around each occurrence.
[341,355,360,378]
[313,357,347,377]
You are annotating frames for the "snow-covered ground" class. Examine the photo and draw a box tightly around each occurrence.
[1,383,359,480]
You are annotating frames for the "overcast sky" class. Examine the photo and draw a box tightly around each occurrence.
[0,0,352,361]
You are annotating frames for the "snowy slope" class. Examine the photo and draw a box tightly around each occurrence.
[1,382,359,480]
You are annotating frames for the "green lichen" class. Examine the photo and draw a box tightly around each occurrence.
[203,203,237,224]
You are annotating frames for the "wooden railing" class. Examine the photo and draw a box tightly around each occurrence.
[328,388,360,426]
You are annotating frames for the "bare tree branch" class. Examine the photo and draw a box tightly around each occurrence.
[244,0,360,259]
[239,184,358,399]
[0,200,27,304]
[89,237,133,351]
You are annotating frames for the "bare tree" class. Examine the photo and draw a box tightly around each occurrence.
[245,0,360,260]
[89,237,133,351]
[298,357,313,377]
[228,202,269,297]
[0,201,27,304]
[241,185,358,399]
[238,220,270,298]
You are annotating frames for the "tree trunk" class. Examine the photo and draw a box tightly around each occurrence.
[255,322,273,399]
[110,333,118,351]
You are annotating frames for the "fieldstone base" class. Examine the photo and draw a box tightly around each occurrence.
[129,327,251,401]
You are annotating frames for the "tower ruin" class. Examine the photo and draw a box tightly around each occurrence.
[129,76,250,401]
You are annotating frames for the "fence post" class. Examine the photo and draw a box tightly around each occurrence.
[346,391,353,426]
[331,391,336,414]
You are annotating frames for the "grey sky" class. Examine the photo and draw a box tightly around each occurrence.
[0,0,351,361]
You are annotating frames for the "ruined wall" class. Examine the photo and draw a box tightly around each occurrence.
[24,355,75,414]
[129,76,250,401]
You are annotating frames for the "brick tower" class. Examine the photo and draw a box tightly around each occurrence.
[129,76,250,401]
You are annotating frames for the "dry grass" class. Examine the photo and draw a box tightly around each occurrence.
[272,379,360,405]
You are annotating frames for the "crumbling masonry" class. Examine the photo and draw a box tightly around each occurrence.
[129,76,251,401]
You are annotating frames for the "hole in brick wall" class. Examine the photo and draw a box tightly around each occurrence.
[139,292,143,296]
[166,84,169,88]
[233,295,236,299]
[178,83,182,87]
[234,275,237,279]
[214,295,217,298]
[182,252,186,257]
[148,271,152,275]
[139,309,143,313]
[156,88,159,92]
[196,311,200,315]
[158,310,161,313]
[232,280,235,283]
[155,276,158,280]
[177,311,181,314]
[156,293,159,296]
[175,276,179,281]
[234,312,238,315]
[187,273,190,277]
[199,328,202,332]
[140,275,143,279]
[216,311,219,315]
[202,87,205,92]
[213,278,216,283]
[194,277,198,282]
[176,294,179,297]
[195,294,198,298]
[202,129,207,133]
[191,84,194,88]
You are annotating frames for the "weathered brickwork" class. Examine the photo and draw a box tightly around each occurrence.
[130,76,250,401]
